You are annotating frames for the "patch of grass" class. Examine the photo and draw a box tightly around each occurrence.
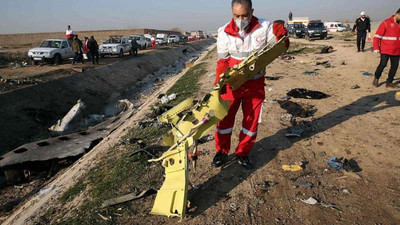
[56,126,167,224]
[334,32,356,40]
[202,46,217,61]
[166,62,207,104]
[287,42,324,55]
[59,180,86,203]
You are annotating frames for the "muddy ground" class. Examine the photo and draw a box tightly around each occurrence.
[1,31,400,225]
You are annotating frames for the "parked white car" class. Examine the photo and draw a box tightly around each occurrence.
[128,35,149,49]
[156,33,168,45]
[324,22,347,32]
[27,39,74,65]
[99,36,133,58]
[168,35,180,44]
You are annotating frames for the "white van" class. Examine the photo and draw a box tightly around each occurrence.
[324,22,347,32]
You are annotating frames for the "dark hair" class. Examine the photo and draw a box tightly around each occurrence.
[231,0,252,9]
[397,8,400,14]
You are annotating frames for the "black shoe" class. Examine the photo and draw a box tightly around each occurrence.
[357,50,360,53]
[386,82,398,88]
[236,155,253,170]
[362,49,365,52]
[373,78,379,87]
[212,152,228,167]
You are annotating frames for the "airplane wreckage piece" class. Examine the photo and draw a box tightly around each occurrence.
[149,37,289,220]
[0,100,134,183]
[49,99,86,132]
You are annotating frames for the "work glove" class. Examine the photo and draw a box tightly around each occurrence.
[373,50,380,53]
[273,21,290,48]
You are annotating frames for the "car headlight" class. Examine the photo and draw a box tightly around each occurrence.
[296,30,301,33]
[323,30,327,32]
[308,30,314,33]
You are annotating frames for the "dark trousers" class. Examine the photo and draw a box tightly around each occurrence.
[90,50,99,64]
[374,54,400,83]
[357,31,367,51]
[73,52,81,63]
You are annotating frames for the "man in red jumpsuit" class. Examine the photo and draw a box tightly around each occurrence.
[212,0,289,169]
[373,8,400,88]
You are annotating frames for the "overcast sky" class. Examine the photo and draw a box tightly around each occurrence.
[0,0,398,34]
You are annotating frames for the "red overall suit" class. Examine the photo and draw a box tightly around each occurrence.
[214,17,288,157]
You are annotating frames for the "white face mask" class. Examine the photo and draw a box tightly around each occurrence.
[235,19,251,31]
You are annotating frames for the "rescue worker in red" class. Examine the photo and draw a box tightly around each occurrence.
[151,35,156,49]
[373,8,400,88]
[65,25,75,40]
[212,0,289,169]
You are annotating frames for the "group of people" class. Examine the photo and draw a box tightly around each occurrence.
[66,25,100,65]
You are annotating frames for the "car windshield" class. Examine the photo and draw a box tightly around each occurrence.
[308,23,324,28]
[130,36,140,41]
[294,24,304,28]
[104,38,121,44]
[169,35,176,38]
[40,40,62,48]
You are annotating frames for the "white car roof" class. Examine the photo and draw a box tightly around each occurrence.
[44,39,68,41]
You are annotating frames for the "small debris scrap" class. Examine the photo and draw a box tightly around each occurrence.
[326,157,344,170]
[320,46,334,54]
[303,71,318,76]
[326,157,362,172]
[36,185,54,198]
[362,72,372,76]
[101,189,157,208]
[281,55,295,61]
[278,100,316,118]
[98,213,111,221]
[261,181,278,188]
[161,93,177,104]
[301,197,318,205]
[287,88,329,99]
[351,85,360,89]
[282,165,303,172]
[294,181,313,188]
[265,76,282,81]
[343,158,362,172]
[208,72,216,77]
[229,202,238,212]
[198,134,214,144]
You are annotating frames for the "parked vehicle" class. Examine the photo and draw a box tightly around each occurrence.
[27,39,74,65]
[324,22,347,32]
[168,35,180,44]
[99,36,133,58]
[306,21,328,40]
[287,23,306,38]
[180,35,188,43]
[156,33,168,45]
[128,35,148,49]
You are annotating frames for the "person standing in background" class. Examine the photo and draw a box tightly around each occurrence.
[352,12,371,52]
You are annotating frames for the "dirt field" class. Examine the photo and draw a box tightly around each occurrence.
[1,31,400,225]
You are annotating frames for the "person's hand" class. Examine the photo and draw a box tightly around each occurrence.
[373,50,380,53]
